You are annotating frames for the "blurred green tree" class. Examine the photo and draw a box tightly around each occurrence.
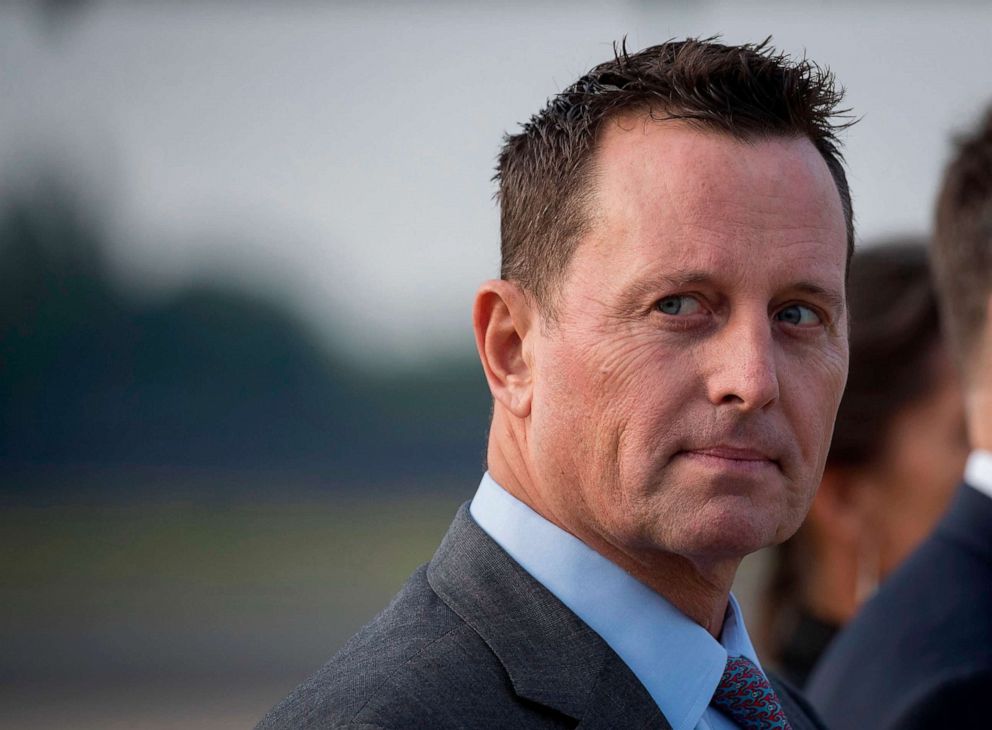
[0,180,490,497]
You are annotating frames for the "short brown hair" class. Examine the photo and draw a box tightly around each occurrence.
[932,107,992,373]
[496,38,854,313]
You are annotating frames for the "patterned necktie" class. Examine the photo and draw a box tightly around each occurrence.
[711,655,792,730]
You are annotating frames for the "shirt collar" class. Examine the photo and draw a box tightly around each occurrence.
[470,473,762,730]
[964,449,992,500]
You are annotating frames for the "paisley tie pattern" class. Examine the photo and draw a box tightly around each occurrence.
[711,655,792,729]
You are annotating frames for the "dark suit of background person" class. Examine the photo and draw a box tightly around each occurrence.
[258,39,857,729]
[807,109,992,730]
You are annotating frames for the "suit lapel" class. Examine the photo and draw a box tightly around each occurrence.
[427,504,670,728]
[575,650,671,729]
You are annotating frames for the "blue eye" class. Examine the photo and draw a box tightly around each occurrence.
[776,304,821,326]
[656,295,703,316]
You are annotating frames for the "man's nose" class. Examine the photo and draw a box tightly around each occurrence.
[705,316,780,411]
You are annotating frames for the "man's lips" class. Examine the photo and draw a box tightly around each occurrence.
[676,445,780,472]
[687,446,774,461]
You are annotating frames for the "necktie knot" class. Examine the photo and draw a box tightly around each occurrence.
[711,655,792,730]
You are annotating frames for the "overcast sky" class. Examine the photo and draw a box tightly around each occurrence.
[2,1,990,362]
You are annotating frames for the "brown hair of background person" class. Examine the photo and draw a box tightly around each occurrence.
[761,239,968,687]
[495,37,855,315]
[933,107,992,384]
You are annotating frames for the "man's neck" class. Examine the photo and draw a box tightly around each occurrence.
[967,388,992,453]
[964,324,992,451]
[563,525,740,638]
[487,438,738,637]
[485,413,537,506]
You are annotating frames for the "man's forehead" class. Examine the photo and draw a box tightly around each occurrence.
[594,116,832,197]
[556,125,848,310]
[584,121,845,243]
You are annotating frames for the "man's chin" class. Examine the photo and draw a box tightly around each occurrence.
[664,505,786,562]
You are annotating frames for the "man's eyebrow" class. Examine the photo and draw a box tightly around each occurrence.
[614,271,715,315]
[791,282,846,314]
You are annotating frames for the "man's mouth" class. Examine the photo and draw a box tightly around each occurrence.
[676,445,780,473]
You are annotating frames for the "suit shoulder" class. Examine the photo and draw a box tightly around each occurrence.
[255,565,461,728]
[808,531,992,729]
[255,565,539,729]
[818,525,992,662]
[884,668,992,730]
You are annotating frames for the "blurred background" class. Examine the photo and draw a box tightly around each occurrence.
[2,1,990,727]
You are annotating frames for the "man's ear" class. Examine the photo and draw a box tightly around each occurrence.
[473,279,536,418]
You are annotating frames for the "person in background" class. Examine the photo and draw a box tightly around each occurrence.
[808,108,992,729]
[760,240,969,687]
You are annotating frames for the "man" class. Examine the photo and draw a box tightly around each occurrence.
[807,110,992,729]
[259,39,852,729]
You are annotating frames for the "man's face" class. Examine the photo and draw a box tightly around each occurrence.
[526,119,849,566]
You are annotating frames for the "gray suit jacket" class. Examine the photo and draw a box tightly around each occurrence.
[257,504,823,729]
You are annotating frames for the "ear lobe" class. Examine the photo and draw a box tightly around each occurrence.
[473,280,534,418]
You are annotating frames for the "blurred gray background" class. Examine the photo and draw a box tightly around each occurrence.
[2,1,990,727]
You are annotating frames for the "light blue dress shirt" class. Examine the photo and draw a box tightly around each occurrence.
[470,472,768,730]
